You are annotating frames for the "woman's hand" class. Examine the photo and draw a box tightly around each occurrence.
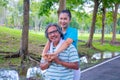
[42,53,48,60]
[42,53,58,62]
[47,53,58,61]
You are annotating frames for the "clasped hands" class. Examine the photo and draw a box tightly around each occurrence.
[42,53,58,62]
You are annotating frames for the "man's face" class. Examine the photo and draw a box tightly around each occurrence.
[47,26,61,46]
[58,13,71,29]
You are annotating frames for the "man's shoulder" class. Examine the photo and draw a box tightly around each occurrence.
[67,44,77,51]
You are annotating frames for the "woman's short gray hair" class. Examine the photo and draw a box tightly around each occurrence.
[45,23,63,41]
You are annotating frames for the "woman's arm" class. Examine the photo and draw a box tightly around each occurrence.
[54,38,73,55]
[48,38,73,61]
[42,41,50,57]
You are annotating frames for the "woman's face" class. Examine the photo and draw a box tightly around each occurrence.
[58,13,71,29]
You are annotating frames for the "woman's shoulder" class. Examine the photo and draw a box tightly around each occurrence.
[68,27,77,31]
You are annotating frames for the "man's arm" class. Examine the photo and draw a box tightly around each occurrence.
[53,57,79,70]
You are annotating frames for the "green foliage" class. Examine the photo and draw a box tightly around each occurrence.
[38,0,58,17]
[96,13,102,29]
[70,17,80,29]
[30,1,41,17]
[5,0,23,28]
[17,0,23,15]
[73,11,92,31]
[102,0,120,8]
[38,0,85,17]
[0,0,8,7]
[66,0,85,9]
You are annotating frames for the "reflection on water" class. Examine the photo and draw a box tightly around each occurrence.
[0,52,120,80]
[103,52,112,58]
[80,56,88,63]
[91,52,101,60]
[80,52,120,70]
[0,69,19,80]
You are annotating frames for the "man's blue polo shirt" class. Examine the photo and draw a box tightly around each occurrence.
[63,27,78,48]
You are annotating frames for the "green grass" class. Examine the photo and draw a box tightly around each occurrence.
[93,42,120,52]
[79,33,120,41]
[0,26,47,52]
[0,27,21,52]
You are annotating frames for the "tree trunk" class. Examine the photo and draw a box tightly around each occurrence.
[111,3,119,44]
[86,0,99,48]
[34,16,40,31]
[57,0,66,16]
[101,7,106,44]
[0,7,6,25]
[20,0,29,63]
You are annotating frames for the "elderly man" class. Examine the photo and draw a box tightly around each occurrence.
[40,23,80,80]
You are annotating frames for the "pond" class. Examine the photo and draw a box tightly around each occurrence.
[0,51,120,80]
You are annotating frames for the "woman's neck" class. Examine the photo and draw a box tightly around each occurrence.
[62,27,67,33]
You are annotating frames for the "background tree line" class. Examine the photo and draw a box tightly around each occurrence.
[0,0,120,34]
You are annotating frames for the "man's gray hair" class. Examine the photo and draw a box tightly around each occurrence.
[45,23,63,41]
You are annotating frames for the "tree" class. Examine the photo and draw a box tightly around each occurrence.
[100,0,113,44]
[86,0,101,48]
[101,7,106,44]
[20,0,30,64]
[101,0,107,45]
[57,0,66,16]
[111,3,119,44]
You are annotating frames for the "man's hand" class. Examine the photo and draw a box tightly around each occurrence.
[52,56,61,64]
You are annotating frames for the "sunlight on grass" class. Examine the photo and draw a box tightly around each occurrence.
[93,42,120,52]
